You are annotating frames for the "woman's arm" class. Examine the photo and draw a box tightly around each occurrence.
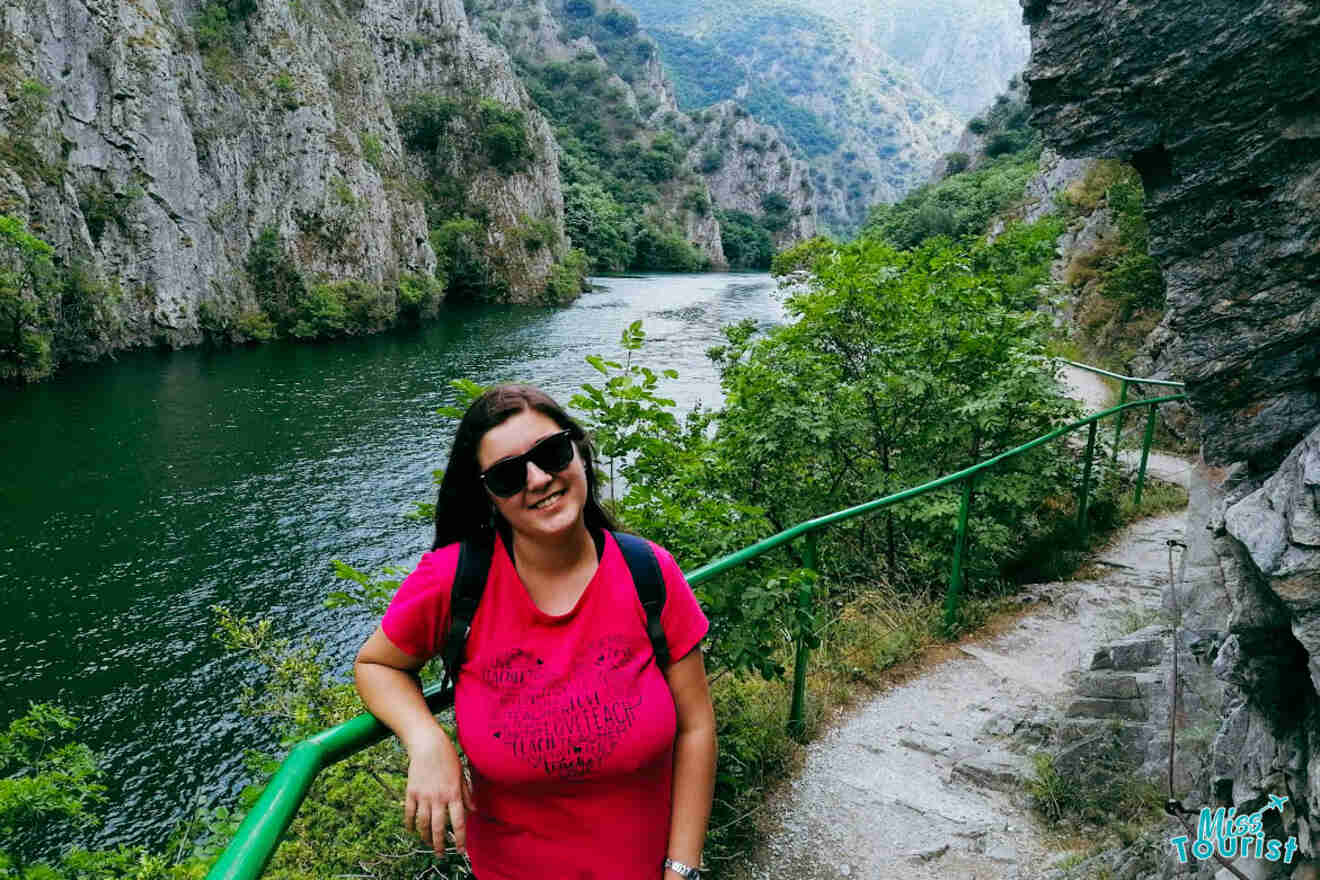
[355,627,473,857]
[663,647,717,877]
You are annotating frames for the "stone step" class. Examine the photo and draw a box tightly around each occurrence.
[1089,625,1170,671]
[1076,671,1163,700]
[950,749,1033,793]
[1065,696,1149,721]
[1053,718,1148,751]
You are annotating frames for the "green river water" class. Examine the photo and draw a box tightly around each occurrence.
[0,272,782,850]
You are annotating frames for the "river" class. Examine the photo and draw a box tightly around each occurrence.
[0,272,783,850]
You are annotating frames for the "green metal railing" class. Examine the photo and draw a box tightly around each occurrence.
[206,363,1185,880]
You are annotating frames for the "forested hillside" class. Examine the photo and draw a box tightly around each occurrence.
[860,78,1167,382]
[462,0,815,273]
[625,0,1027,234]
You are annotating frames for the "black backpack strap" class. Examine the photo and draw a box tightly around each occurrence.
[431,537,493,711]
[613,531,671,669]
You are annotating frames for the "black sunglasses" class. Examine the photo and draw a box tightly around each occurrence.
[479,430,576,497]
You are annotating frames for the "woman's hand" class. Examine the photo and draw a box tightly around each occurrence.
[403,727,475,858]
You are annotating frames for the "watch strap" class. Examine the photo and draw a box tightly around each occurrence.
[664,858,701,880]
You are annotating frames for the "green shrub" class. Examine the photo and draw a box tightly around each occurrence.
[289,282,348,339]
[77,183,141,245]
[984,131,1026,157]
[234,308,276,342]
[967,117,988,135]
[394,93,462,154]
[518,214,557,251]
[760,192,789,215]
[197,299,229,340]
[396,272,444,322]
[271,71,297,110]
[430,216,490,300]
[598,8,637,36]
[359,131,384,171]
[1028,731,1162,831]
[718,209,774,270]
[544,247,588,303]
[195,1,233,50]
[770,235,836,277]
[630,223,707,271]
[943,151,970,175]
[0,213,58,382]
[636,132,683,183]
[55,260,119,360]
[863,151,1039,249]
[681,188,709,217]
[336,279,395,333]
[1058,159,1129,214]
[477,99,533,174]
[194,0,254,52]
[13,79,51,130]
[0,703,107,875]
[245,225,307,334]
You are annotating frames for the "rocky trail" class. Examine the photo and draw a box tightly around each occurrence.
[735,371,1192,880]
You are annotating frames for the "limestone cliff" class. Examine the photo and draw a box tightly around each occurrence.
[463,0,729,268]
[1026,0,1320,872]
[0,0,568,364]
[687,101,815,247]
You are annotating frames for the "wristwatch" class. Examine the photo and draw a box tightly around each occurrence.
[664,858,701,880]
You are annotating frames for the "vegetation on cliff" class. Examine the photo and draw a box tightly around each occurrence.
[1055,161,1166,371]
[513,52,709,273]
[0,214,125,381]
[626,0,966,234]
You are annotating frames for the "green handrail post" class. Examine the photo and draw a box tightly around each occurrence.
[1134,403,1158,506]
[1078,420,1098,545]
[787,531,818,742]
[1111,379,1128,463]
[942,477,974,635]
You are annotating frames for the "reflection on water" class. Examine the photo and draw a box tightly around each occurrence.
[0,272,782,848]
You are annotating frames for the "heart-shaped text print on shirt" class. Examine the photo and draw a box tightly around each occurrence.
[486,636,644,779]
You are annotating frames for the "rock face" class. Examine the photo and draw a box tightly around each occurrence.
[687,101,815,247]
[0,0,567,355]
[1025,0,1320,472]
[1025,0,1320,871]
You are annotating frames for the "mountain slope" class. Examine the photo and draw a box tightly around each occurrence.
[626,0,1027,233]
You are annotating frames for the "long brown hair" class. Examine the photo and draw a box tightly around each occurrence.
[432,383,616,550]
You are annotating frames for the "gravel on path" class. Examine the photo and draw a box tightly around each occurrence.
[733,513,1187,880]
[1061,365,1191,489]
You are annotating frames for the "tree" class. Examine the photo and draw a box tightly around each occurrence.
[478,100,533,174]
[244,225,306,334]
[717,210,774,270]
[0,704,106,876]
[0,214,59,382]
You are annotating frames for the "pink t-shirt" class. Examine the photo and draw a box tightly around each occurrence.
[382,531,709,880]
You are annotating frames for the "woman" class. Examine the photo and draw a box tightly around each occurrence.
[355,384,716,880]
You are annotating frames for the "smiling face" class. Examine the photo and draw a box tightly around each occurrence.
[477,408,589,545]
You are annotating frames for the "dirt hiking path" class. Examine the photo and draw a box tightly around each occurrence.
[736,372,1192,879]
[1061,365,1191,489]
[736,513,1186,880]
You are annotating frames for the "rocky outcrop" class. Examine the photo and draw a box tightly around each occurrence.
[465,0,730,266]
[1026,0,1320,872]
[1020,147,1090,225]
[1025,0,1320,472]
[0,0,568,357]
[687,101,815,247]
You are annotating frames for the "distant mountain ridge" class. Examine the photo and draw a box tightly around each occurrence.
[625,0,1028,233]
